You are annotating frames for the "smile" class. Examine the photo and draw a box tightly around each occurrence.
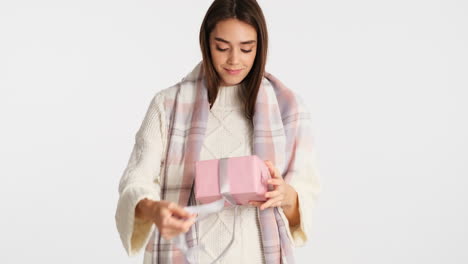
[224,68,243,75]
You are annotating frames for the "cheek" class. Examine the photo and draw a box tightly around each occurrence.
[210,48,225,65]
[245,52,257,67]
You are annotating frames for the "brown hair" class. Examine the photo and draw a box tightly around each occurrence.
[199,0,268,122]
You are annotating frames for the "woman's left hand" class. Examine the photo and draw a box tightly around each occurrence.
[249,160,297,210]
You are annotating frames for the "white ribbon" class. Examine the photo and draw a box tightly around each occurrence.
[174,158,239,264]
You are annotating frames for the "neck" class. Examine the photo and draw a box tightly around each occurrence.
[211,84,242,110]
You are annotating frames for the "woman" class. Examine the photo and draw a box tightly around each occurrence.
[115,0,321,263]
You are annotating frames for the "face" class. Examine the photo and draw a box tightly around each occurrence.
[209,18,258,86]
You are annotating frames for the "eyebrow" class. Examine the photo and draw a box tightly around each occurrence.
[214,37,256,45]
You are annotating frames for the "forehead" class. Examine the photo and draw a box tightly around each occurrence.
[210,18,257,43]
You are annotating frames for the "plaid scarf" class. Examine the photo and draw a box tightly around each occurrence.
[145,61,313,263]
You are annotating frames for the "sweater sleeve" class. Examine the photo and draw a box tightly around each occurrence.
[278,148,321,247]
[115,90,167,256]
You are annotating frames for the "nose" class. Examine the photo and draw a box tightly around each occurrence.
[227,49,240,65]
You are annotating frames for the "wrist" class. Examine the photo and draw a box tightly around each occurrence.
[136,198,158,221]
[281,186,300,227]
[282,185,298,211]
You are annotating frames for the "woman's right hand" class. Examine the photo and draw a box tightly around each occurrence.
[135,198,197,240]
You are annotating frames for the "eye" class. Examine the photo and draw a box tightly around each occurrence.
[241,49,253,53]
[216,47,228,52]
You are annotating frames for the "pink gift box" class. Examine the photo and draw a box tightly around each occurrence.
[194,155,270,206]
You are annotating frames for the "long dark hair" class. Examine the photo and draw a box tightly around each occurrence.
[199,0,268,123]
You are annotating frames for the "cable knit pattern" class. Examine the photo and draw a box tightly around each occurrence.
[196,84,264,264]
[115,84,319,263]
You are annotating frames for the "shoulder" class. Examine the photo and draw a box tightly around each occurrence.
[150,73,200,104]
[151,83,180,104]
[143,81,184,117]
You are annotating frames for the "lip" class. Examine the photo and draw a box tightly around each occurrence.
[224,68,243,75]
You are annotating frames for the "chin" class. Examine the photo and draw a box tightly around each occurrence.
[221,73,248,85]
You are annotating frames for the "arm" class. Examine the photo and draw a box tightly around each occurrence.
[279,149,321,247]
[115,91,167,256]
[259,154,321,247]
[280,185,299,227]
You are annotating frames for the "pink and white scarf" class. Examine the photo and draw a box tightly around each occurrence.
[145,61,313,263]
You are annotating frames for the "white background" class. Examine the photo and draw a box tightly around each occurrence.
[1,0,467,263]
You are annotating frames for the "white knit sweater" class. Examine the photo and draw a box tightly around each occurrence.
[196,84,263,263]
[115,84,321,264]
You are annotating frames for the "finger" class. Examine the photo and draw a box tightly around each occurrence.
[159,207,172,219]
[249,201,263,207]
[165,220,195,235]
[168,218,195,234]
[165,216,192,232]
[264,160,274,174]
[267,178,283,186]
[181,217,196,230]
[182,218,196,231]
[168,203,195,219]
[272,167,281,179]
[260,196,283,210]
[266,161,278,184]
[265,190,281,198]
[265,160,281,179]
[269,200,283,208]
